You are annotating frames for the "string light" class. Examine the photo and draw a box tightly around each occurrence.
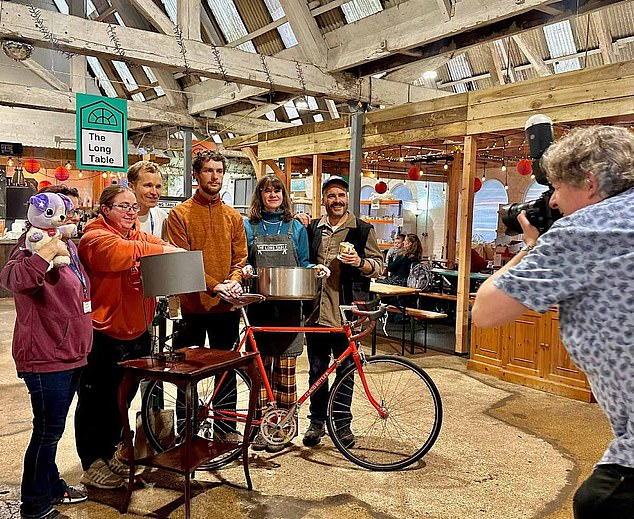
[7,157,14,167]
[65,161,72,170]
[78,172,83,178]
[102,172,107,178]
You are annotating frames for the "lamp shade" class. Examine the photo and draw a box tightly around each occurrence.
[474,177,482,193]
[139,251,206,297]
[407,166,420,180]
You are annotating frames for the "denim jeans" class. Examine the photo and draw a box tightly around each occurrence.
[19,369,80,518]
[305,330,352,424]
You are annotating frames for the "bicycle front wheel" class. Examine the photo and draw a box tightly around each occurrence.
[326,355,442,471]
[141,368,252,470]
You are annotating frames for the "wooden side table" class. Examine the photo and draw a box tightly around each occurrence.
[117,348,261,519]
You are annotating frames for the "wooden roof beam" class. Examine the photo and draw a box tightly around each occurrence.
[279,0,328,67]
[591,12,617,65]
[511,34,551,77]
[177,0,201,41]
[435,0,455,22]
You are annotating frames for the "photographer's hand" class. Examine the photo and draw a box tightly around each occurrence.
[518,211,540,246]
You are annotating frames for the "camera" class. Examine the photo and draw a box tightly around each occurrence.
[500,114,562,235]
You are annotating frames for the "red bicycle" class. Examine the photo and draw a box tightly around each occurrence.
[141,296,442,471]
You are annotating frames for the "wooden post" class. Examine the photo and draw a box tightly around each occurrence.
[444,151,461,268]
[311,154,322,218]
[244,147,266,180]
[284,157,292,192]
[455,138,477,355]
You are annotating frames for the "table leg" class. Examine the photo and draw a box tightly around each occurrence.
[117,373,135,514]
[184,381,192,519]
[371,321,377,356]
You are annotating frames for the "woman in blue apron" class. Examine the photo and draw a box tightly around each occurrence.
[243,175,327,453]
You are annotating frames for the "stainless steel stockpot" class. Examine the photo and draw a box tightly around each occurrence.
[255,266,319,300]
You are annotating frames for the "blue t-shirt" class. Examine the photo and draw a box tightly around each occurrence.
[495,187,634,468]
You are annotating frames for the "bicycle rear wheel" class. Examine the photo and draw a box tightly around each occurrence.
[326,355,442,471]
[141,368,252,470]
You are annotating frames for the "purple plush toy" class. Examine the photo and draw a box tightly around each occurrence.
[25,192,77,268]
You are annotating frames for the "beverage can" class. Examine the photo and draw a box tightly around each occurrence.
[339,241,354,256]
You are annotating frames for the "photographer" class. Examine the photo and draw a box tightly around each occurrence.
[472,125,634,519]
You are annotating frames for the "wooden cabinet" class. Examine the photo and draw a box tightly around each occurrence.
[468,308,593,402]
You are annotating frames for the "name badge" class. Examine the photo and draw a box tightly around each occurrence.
[83,300,92,314]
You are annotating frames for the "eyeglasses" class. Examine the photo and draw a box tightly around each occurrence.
[111,203,141,213]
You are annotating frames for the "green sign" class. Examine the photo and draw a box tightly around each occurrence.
[76,93,128,172]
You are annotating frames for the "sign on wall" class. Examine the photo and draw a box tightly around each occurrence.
[76,93,127,172]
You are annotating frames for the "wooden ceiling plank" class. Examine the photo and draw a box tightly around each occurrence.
[435,0,454,22]
[486,43,506,86]
[127,0,174,34]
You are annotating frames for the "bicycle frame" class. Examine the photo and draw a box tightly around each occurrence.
[209,305,387,430]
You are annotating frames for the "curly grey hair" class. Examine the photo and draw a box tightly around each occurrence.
[541,125,634,198]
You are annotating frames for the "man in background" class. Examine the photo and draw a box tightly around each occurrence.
[127,161,168,239]
[472,125,634,519]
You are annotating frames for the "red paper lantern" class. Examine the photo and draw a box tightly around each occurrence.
[407,166,420,180]
[374,181,388,194]
[54,166,70,181]
[474,177,482,193]
[517,158,533,176]
[38,180,52,190]
[23,158,41,174]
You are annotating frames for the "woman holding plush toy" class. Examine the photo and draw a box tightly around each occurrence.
[0,190,92,519]
[76,185,182,490]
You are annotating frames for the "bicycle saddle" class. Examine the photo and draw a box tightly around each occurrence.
[221,293,266,309]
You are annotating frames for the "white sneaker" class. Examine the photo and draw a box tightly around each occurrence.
[80,459,125,489]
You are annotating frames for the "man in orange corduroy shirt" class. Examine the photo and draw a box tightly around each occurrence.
[167,150,248,442]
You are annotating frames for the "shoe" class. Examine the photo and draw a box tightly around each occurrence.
[213,431,243,443]
[22,509,70,519]
[336,425,356,449]
[265,441,290,453]
[54,485,87,505]
[251,431,267,451]
[24,510,70,519]
[107,453,130,477]
[302,421,325,447]
[80,459,125,489]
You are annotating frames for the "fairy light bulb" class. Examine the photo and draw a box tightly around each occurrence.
[501,163,507,172]
[78,172,83,178]
[102,172,107,178]
[65,161,72,170]
[7,157,14,167]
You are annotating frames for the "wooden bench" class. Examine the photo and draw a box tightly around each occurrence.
[386,305,448,355]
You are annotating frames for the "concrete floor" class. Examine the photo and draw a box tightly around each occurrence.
[0,298,612,519]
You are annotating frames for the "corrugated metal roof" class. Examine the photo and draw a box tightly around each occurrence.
[233,0,284,55]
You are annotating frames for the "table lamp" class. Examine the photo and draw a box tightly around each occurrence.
[139,250,206,361]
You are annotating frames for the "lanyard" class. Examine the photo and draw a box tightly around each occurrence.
[149,209,154,235]
[67,242,88,298]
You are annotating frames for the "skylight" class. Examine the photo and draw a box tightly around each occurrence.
[206,0,257,53]
[87,57,118,98]
[284,100,299,120]
[263,0,298,48]
[446,54,475,93]
[160,0,177,23]
[543,21,581,73]
[341,0,383,23]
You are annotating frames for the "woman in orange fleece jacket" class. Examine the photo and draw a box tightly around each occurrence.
[75,185,181,490]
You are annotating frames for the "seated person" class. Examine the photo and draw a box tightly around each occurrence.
[386,233,422,286]
[384,233,405,276]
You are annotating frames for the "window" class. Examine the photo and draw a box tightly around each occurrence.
[360,186,375,200]
[472,179,508,242]
[523,181,549,202]
[392,183,413,201]
[233,177,254,215]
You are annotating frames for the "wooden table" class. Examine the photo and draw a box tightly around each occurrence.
[117,348,261,519]
[431,268,490,294]
[370,281,419,354]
